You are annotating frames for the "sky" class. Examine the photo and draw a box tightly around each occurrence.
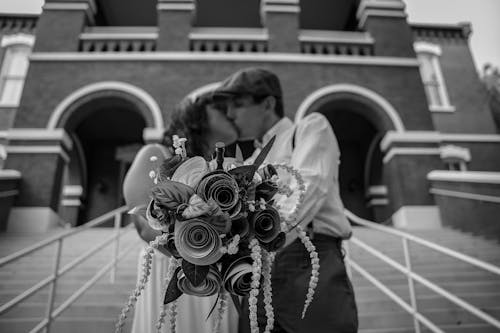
[0,0,499,73]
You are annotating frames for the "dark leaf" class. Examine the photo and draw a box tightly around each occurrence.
[228,165,257,184]
[181,260,209,287]
[253,135,276,168]
[163,267,183,304]
[255,181,279,201]
[260,231,286,252]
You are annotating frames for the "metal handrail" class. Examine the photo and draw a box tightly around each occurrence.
[0,205,140,332]
[0,206,129,267]
[345,209,500,331]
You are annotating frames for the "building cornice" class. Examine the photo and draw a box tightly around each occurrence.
[4,128,73,150]
[427,171,500,185]
[29,52,420,67]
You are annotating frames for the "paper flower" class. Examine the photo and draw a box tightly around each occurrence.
[222,255,253,296]
[177,264,222,296]
[250,205,281,244]
[174,218,223,266]
[171,156,209,187]
[196,171,240,216]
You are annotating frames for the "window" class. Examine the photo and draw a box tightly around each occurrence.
[414,42,455,112]
[0,34,34,106]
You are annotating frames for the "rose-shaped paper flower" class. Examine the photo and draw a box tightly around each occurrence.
[171,156,209,187]
[174,218,223,265]
[255,180,279,202]
[145,199,170,232]
[222,256,253,296]
[196,171,239,214]
[250,205,281,243]
[177,264,222,296]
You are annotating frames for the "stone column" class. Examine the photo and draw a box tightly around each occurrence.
[33,0,95,52]
[156,0,195,51]
[4,129,72,232]
[261,0,300,52]
[357,0,415,57]
[380,131,443,229]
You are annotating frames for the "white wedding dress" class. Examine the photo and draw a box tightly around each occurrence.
[131,247,239,333]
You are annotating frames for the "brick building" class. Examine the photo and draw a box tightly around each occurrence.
[0,0,499,237]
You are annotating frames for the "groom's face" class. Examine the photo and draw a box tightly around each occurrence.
[225,95,266,141]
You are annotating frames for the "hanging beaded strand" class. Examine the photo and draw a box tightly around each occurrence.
[156,257,181,332]
[248,238,263,333]
[115,233,169,333]
[261,250,275,333]
[273,164,319,319]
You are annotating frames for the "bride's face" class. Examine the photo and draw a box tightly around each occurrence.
[206,104,238,145]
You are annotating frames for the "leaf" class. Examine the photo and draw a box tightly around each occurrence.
[164,267,183,304]
[228,165,257,184]
[206,292,220,321]
[253,135,276,168]
[151,180,195,210]
[181,260,209,287]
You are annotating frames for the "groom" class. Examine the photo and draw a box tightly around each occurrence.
[212,68,358,333]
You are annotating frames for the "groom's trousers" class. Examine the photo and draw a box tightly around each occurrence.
[239,234,358,333]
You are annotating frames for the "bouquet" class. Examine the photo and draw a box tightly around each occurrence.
[116,136,320,333]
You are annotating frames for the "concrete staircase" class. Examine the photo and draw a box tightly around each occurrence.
[350,227,500,333]
[0,226,499,333]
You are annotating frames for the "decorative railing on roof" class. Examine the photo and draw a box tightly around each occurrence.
[0,14,38,34]
[189,27,268,53]
[79,27,157,52]
[411,23,471,41]
[299,30,374,56]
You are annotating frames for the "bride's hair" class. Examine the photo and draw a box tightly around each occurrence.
[162,95,212,159]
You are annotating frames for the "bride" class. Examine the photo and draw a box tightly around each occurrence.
[123,86,241,333]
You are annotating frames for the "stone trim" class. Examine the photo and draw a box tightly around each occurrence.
[143,127,165,144]
[61,199,82,206]
[367,198,389,207]
[392,205,442,229]
[5,146,70,163]
[47,81,164,131]
[189,27,268,41]
[1,33,35,48]
[358,10,407,29]
[427,170,500,184]
[366,185,388,197]
[157,3,195,11]
[62,185,83,196]
[262,5,300,13]
[298,30,374,44]
[0,169,21,179]
[383,147,441,164]
[295,84,405,132]
[430,188,500,204]
[29,52,421,67]
[5,128,72,150]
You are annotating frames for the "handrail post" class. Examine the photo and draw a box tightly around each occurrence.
[45,239,63,333]
[402,237,420,333]
[110,212,122,283]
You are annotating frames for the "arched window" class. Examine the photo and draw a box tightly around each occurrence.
[0,33,34,106]
[414,41,455,112]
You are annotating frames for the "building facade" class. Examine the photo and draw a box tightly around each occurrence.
[0,0,499,237]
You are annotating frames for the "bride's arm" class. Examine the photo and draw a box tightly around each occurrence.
[123,144,171,250]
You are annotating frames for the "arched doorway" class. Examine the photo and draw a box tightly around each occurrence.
[49,82,164,226]
[296,84,404,222]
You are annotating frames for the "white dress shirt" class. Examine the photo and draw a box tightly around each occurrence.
[248,112,352,241]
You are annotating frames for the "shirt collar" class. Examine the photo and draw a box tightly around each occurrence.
[255,117,294,148]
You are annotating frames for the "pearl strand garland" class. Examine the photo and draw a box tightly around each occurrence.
[168,299,178,333]
[115,233,169,333]
[273,164,306,233]
[249,239,262,333]
[219,234,240,255]
[262,250,275,333]
[156,257,181,332]
[296,225,320,319]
